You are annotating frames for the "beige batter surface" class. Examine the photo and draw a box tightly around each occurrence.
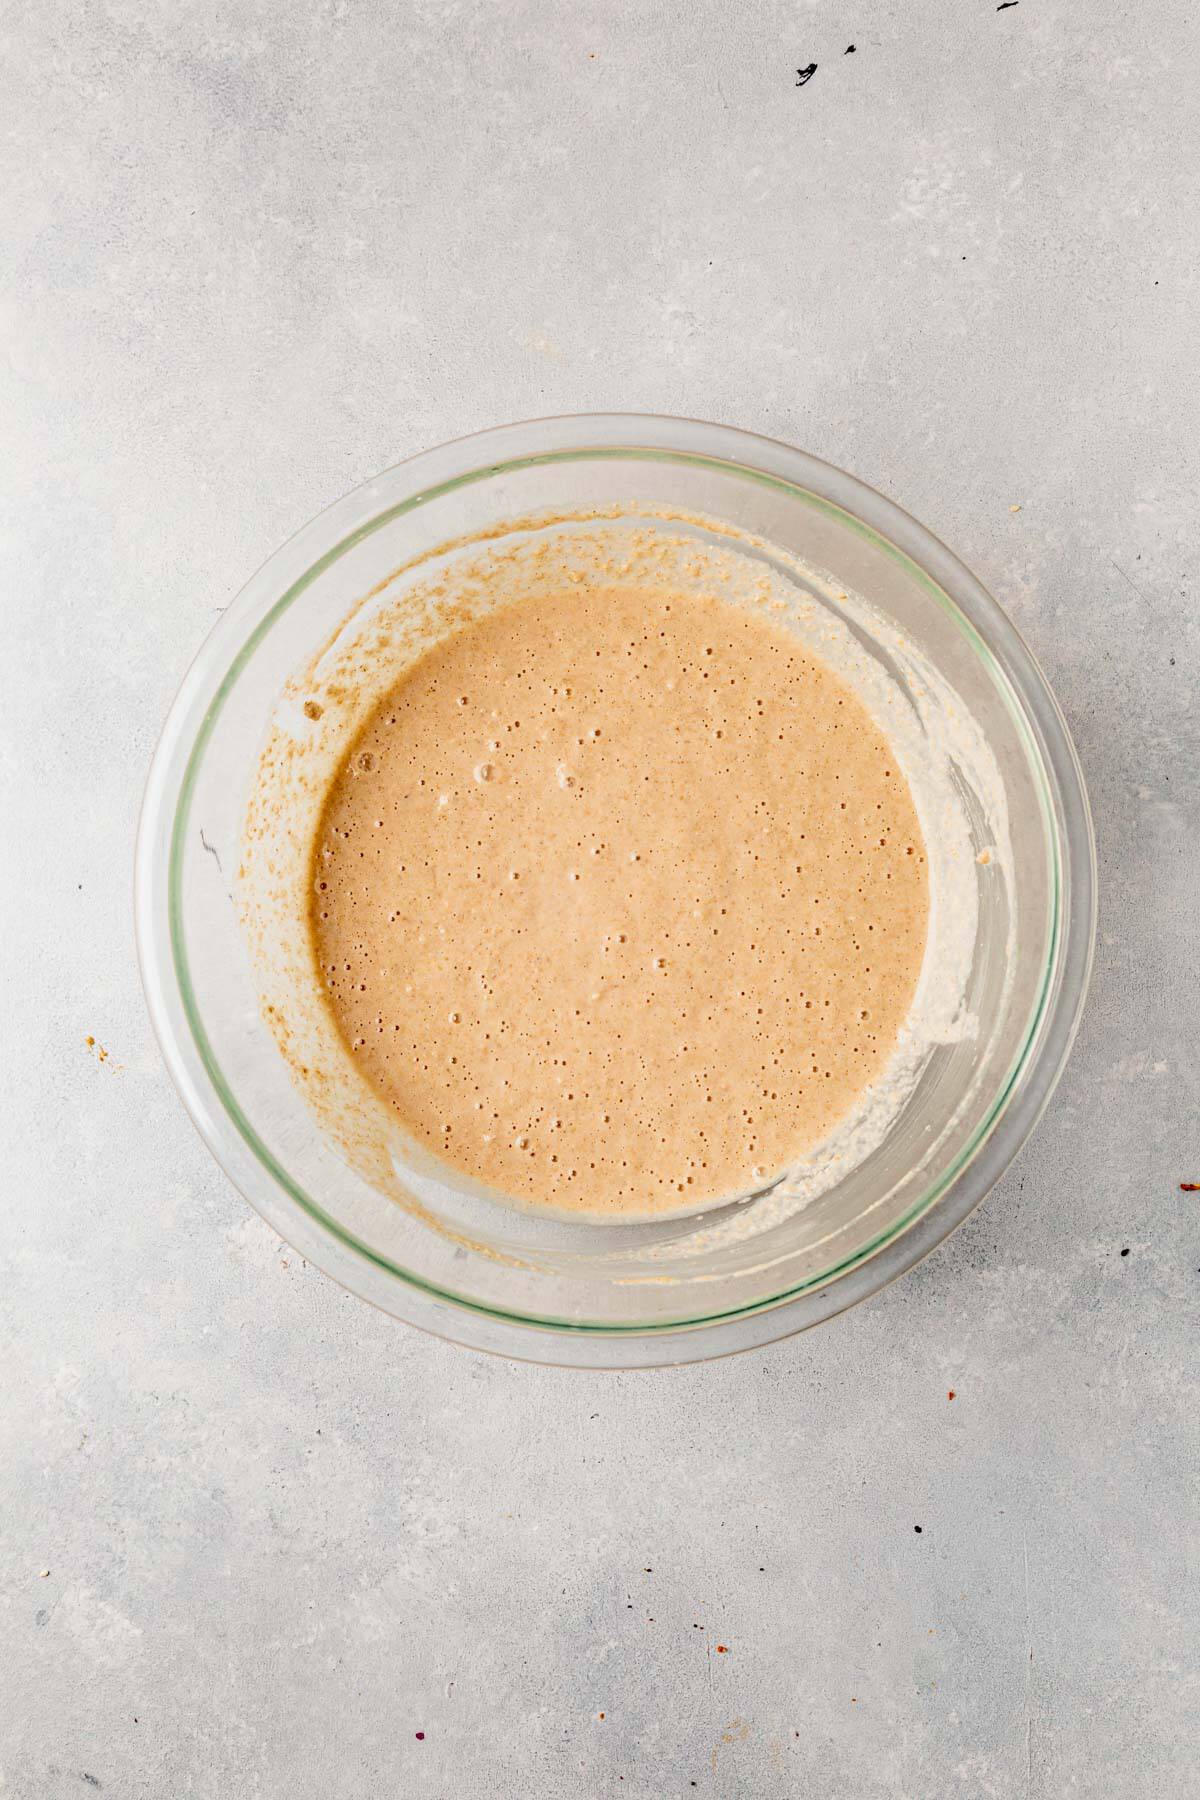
[311,582,929,1217]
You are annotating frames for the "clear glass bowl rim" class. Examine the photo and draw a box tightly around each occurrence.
[135,412,1096,1367]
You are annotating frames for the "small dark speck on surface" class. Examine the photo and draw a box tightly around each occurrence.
[914,1525,923,1534]
[414,1731,425,1741]
[81,1779,101,1791]
[844,43,856,53]
[795,63,817,86]
[997,1,1019,8]
[1121,1247,1130,1257]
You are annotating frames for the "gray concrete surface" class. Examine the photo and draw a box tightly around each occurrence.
[3,2,1198,1794]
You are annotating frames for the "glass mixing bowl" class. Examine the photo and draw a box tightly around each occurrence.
[135,415,1095,1366]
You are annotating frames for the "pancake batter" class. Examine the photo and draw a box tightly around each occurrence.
[310,583,928,1216]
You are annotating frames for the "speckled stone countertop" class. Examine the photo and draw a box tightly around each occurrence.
[3,2,1197,1794]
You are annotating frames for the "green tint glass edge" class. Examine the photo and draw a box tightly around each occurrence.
[168,446,1062,1336]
